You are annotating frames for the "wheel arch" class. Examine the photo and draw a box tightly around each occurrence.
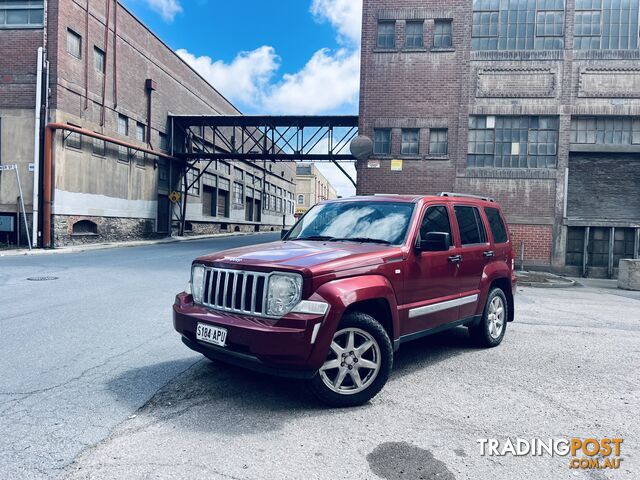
[489,277,514,322]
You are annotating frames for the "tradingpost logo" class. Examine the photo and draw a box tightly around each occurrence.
[477,437,624,470]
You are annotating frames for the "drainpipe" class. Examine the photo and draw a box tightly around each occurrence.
[32,47,44,246]
[100,0,112,126]
[41,123,176,248]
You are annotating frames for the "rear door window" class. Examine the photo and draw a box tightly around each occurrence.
[484,207,508,244]
[454,206,487,245]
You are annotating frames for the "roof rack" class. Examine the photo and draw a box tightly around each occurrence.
[438,192,495,203]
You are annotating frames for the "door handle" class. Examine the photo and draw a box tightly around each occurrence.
[448,255,462,263]
[483,250,494,258]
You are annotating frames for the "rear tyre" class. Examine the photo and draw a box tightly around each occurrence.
[469,287,507,348]
[309,312,393,407]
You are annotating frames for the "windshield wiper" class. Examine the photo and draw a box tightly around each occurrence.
[329,237,392,245]
[291,235,335,241]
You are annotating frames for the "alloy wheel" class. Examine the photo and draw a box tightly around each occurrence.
[488,296,505,339]
[319,327,381,395]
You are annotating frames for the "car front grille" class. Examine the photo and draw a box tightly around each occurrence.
[200,267,269,316]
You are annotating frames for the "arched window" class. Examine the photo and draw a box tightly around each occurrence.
[72,220,98,235]
[297,194,305,205]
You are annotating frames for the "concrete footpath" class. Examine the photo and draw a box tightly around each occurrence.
[0,231,271,257]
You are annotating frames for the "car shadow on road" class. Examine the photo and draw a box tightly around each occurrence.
[392,326,477,379]
[106,327,478,436]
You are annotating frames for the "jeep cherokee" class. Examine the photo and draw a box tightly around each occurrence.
[173,193,516,407]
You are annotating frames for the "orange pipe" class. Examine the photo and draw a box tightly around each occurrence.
[42,123,177,248]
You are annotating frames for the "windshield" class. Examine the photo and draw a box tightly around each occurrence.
[286,201,415,245]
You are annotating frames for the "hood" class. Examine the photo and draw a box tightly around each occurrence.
[196,240,405,276]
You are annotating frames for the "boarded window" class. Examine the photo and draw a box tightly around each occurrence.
[67,29,82,58]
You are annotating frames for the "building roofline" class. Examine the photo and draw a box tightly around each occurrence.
[116,1,242,116]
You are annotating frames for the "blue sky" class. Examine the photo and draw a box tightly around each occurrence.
[122,0,361,195]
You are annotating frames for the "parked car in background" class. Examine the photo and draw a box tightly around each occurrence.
[174,194,516,406]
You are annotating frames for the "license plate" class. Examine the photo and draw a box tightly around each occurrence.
[196,323,227,347]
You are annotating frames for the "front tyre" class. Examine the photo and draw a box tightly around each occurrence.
[469,287,508,348]
[309,312,393,407]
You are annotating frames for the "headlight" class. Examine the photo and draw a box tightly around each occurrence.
[191,264,206,304]
[266,273,302,316]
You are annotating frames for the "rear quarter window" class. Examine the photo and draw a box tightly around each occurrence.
[484,207,509,244]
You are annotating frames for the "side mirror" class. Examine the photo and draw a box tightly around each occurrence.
[417,232,451,252]
[280,229,289,240]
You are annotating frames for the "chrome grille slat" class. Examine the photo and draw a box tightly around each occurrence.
[251,275,258,313]
[200,267,269,316]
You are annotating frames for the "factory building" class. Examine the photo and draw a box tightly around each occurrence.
[358,0,640,277]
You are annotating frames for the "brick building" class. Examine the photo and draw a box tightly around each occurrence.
[0,0,295,248]
[295,163,338,217]
[358,0,640,277]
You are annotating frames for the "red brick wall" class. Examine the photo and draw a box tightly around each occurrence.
[509,224,553,266]
[0,29,43,109]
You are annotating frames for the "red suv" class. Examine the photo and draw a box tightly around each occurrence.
[174,194,516,406]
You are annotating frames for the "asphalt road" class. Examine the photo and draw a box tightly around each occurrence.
[0,233,280,479]
[1,235,639,480]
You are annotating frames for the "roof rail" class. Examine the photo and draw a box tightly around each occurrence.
[438,192,495,202]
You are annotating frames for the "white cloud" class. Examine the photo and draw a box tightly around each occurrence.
[311,0,363,45]
[263,48,360,115]
[176,47,279,106]
[144,0,182,22]
[174,0,363,197]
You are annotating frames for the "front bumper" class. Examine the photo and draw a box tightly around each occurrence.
[173,292,331,374]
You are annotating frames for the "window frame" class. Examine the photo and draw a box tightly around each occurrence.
[67,28,82,59]
[93,46,105,73]
[377,20,396,49]
[433,19,453,49]
[373,128,391,155]
[117,114,129,163]
[0,0,44,28]
[401,128,420,156]
[405,20,424,49]
[429,128,449,156]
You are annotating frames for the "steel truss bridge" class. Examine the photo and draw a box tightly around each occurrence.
[168,115,359,234]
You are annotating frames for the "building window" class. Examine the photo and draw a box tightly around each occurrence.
[0,0,44,27]
[429,129,448,155]
[233,182,243,205]
[67,29,82,59]
[234,167,243,180]
[405,21,424,48]
[565,227,586,266]
[571,117,640,146]
[472,0,565,51]
[401,129,420,155]
[297,194,305,205]
[433,19,453,48]
[135,122,146,167]
[575,0,640,50]
[468,116,559,169]
[218,161,230,175]
[159,132,168,151]
[117,114,128,162]
[93,46,105,73]
[377,21,396,49]
[65,124,82,150]
[92,136,105,157]
[373,129,391,154]
[186,168,200,195]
